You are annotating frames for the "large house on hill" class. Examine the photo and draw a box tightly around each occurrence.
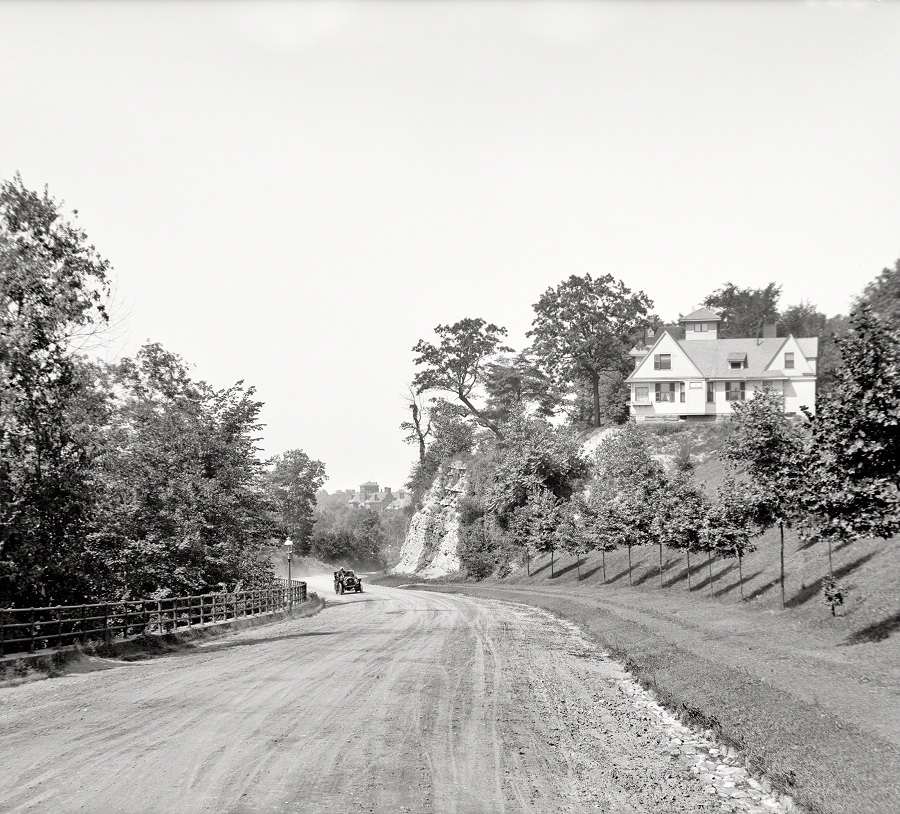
[625,308,818,422]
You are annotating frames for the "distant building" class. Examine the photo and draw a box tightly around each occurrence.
[348,482,410,513]
[625,308,818,421]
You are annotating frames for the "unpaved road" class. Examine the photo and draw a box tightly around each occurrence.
[0,577,784,813]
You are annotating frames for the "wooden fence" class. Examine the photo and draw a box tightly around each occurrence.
[0,579,307,658]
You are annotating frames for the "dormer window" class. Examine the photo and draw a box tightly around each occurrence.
[692,322,708,332]
[654,353,671,370]
[727,352,747,370]
[785,352,794,369]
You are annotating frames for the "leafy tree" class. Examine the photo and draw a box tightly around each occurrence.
[412,318,511,438]
[700,475,766,600]
[650,469,708,591]
[800,305,900,571]
[482,353,560,423]
[0,176,111,605]
[855,258,899,326]
[777,300,828,338]
[522,487,561,577]
[484,414,588,525]
[267,449,327,555]
[406,398,474,507]
[89,345,276,599]
[310,509,386,568]
[722,387,807,605]
[592,423,664,585]
[580,493,619,582]
[703,282,781,338]
[556,497,592,579]
[528,274,653,427]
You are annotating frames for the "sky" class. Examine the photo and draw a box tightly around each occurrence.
[1,1,897,491]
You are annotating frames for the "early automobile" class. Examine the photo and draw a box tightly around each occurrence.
[334,569,363,594]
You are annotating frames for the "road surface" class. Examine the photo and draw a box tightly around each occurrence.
[0,576,785,813]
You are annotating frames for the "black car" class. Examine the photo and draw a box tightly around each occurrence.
[334,569,363,594]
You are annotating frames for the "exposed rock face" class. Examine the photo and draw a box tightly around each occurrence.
[392,462,466,578]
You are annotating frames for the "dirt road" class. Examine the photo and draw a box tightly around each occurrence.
[0,577,786,813]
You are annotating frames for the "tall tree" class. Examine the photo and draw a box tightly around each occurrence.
[268,449,327,554]
[855,258,899,327]
[400,385,431,464]
[722,386,807,605]
[650,469,708,591]
[412,318,511,438]
[0,176,111,605]
[528,274,653,427]
[703,282,781,338]
[801,305,900,551]
[482,353,560,423]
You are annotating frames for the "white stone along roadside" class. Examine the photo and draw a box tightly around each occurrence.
[544,609,797,814]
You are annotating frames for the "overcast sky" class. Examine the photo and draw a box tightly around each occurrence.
[1,1,897,491]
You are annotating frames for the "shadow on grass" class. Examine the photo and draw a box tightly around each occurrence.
[746,576,782,601]
[785,552,878,608]
[713,571,763,599]
[842,611,900,646]
[551,558,582,580]
[529,560,552,577]
[689,562,736,594]
[580,563,606,581]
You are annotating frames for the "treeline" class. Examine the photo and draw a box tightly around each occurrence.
[1,176,325,607]
[404,267,899,602]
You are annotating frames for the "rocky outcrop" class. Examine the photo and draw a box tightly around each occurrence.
[391,462,466,578]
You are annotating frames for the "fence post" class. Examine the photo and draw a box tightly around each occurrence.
[29,608,35,653]
[103,604,111,645]
[80,604,87,644]
[156,600,162,635]
[56,606,63,649]
[0,609,5,656]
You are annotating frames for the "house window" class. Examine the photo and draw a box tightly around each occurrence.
[694,322,708,332]
[655,383,677,402]
[634,386,650,404]
[785,352,794,369]
[707,382,715,403]
[679,382,685,403]
[654,354,671,370]
[725,381,746,401]
[729,361,742,369]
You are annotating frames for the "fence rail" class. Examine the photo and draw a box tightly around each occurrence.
[0,579,307,658]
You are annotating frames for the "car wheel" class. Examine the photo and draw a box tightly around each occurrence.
[356,587,362,593]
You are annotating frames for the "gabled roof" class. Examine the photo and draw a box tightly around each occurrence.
[675,338,794,379]
[679,307,721,323]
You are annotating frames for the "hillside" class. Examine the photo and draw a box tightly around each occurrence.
[502,422,898,640]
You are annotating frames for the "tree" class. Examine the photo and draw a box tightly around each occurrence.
[855,258,899,327]
[484,414,589,525]
[777,300,828,338]
[528,274,653,427]
[0,176,111,606]
[482,353,560,423]
[268,449,327,554]
[592,423,664,585]
[89,344,276,599]
[400,385,431,465]
[412,318,511,438]
[650,469,708,591]
[722,387,807,605]
[700,475,766,600]
[522,487,561,577]
[703,282,781,338]
[800,305,900,564]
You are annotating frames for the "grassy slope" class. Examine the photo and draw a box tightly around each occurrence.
[410,423,900,814]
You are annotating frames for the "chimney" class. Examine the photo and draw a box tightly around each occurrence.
[762,323,777,338]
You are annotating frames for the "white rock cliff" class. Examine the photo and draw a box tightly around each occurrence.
[391,462,466,578]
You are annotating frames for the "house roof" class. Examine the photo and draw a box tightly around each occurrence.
[679,307,721,323]
[677,338,803,379]
[628,335,818,381]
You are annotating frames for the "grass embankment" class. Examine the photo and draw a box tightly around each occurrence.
[0,592,325,687]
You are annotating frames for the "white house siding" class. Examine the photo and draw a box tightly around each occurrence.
[783,378,816,415]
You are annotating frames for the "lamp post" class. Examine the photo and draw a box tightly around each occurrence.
[283,538,293,611]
